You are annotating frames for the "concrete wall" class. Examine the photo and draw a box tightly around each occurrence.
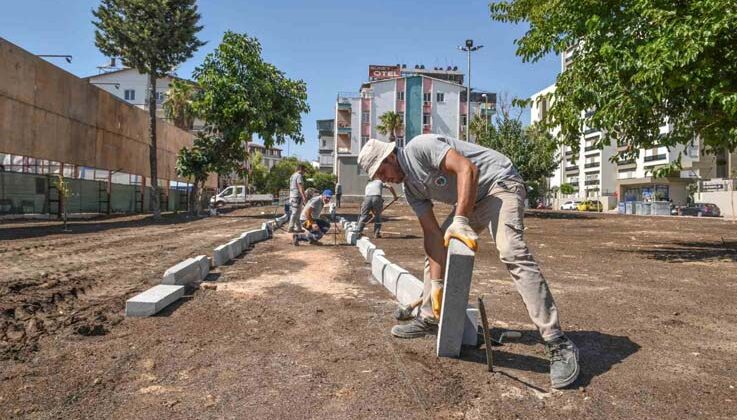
[0,37,215,188]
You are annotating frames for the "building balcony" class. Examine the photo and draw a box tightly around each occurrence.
[644,154,667,162]
[565,149,574,156]
[584,179,599,186]
[337,126,351,134]
[584,145,599,152]
[336,147,351,154]
[583,127,600,135]
[584,162,600,169]
[316,120,334,131]
[565,166,579,172]
[337,102,351,110]
[617,159,636,166]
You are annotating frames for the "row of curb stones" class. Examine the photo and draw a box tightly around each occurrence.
[125,214,287,317]
[349,227,479,348]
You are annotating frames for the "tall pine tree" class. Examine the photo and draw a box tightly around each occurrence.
[93,0,205,218]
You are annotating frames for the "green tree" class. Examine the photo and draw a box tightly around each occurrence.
[192,31,309,150]
[93,0,205,218]
[472,114,558,193]
[163,79,197,130]
[560,183,575,196]
[490,0,737,163]
[248,151,270,193]
[265,157,314,195]
[307,172,337,193]
[376,111,403,142]
[176,133,243,214]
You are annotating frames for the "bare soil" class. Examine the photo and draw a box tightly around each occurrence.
[1,202,736,419]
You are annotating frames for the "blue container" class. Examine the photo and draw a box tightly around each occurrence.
[618,202,626,214]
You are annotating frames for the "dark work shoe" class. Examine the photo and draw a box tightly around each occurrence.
[545,336,580,389]
[391,318,438,339]
[292,234,299,246]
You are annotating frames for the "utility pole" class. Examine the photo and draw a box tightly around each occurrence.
[459,39,483,143]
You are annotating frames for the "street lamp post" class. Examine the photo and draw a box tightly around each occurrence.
[458,39,483,142]
[481,93,488,133]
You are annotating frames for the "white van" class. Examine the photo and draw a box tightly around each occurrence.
[210,186,273,207]
[560,200,582,211]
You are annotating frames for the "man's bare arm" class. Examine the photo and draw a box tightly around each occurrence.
[386,184,399,200]
[418,208,446,280]
[440,149,478,218]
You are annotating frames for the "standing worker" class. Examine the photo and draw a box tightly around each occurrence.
[357,135,580,389]
[287,164,307,233]
[355,179,397,239]
[335,182,342,208]
[292,190,333,245]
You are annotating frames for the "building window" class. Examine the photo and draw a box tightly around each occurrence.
[361,136,369,149]
[362,112,370,124]
[396,137,405,147]
[423,113,431,125]
[396,91,405,101]
[124,89,135,101]
[461,114,467,126]
[423,92,432,103]
[398,112,404,124]
[436,92,445,103]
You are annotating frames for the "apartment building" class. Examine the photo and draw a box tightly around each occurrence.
[333,64,494,196]
[316,119,334,173]
[247,142,282,170]
[86,67,205,131]
[531,50,721,208]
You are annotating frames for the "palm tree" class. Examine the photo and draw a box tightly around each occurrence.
[163,79,197,130]
[376,111,403,142]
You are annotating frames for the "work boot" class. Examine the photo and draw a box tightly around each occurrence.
[390,317,438,339]
[545,335,580,389]
[292,234,299,246]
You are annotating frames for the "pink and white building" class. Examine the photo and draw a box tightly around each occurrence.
[332,65,495,197]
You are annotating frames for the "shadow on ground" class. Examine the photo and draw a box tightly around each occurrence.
[460,330,640,388]
[622,239,737,263]
[525,210,596,220]
[0,213,208,241]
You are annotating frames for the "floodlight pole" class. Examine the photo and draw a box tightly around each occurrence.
[458,40,483,143]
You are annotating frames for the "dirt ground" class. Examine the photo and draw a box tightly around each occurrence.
[1,202,736,419]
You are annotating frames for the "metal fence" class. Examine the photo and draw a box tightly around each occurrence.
[0,171,212,216]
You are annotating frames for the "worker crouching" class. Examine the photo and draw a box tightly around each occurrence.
[292,189,333,246]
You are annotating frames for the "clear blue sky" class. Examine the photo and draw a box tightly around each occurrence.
[1,0,560,161]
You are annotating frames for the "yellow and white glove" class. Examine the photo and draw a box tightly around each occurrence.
[443,215,479,251]
[431,279,444,319]
[302,220,314,231]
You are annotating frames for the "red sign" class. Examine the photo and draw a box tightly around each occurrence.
[368,65,401,81]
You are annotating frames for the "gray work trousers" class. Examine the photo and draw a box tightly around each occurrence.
[420,180,562,341]
[287,197,302,231]
[357,195,383,234]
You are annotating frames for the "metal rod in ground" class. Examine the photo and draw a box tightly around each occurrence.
[478,296,493,372]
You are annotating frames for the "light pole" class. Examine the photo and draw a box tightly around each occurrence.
[481,93,488,133]
[458,39,483,142]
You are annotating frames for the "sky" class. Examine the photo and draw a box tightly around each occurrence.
[0,0,561,162]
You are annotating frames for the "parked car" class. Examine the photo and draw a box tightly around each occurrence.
[577,200,603,212]
[678,203,721,217]
[560,200,582,210]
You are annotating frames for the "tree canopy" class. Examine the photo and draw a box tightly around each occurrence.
[490,0,737,160]
[192,31,309,149]
[376,111,403,142]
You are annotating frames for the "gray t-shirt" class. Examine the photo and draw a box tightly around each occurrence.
[399,134,521,216]
[289,172,303,199]
[300,196,324,221]
[364,180,384,197]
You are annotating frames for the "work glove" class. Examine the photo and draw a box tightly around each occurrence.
[431,279,444,319]
[443,215,479,251]
[302,220,314,231]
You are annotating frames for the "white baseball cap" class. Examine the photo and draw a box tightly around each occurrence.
[358,139,395,179]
